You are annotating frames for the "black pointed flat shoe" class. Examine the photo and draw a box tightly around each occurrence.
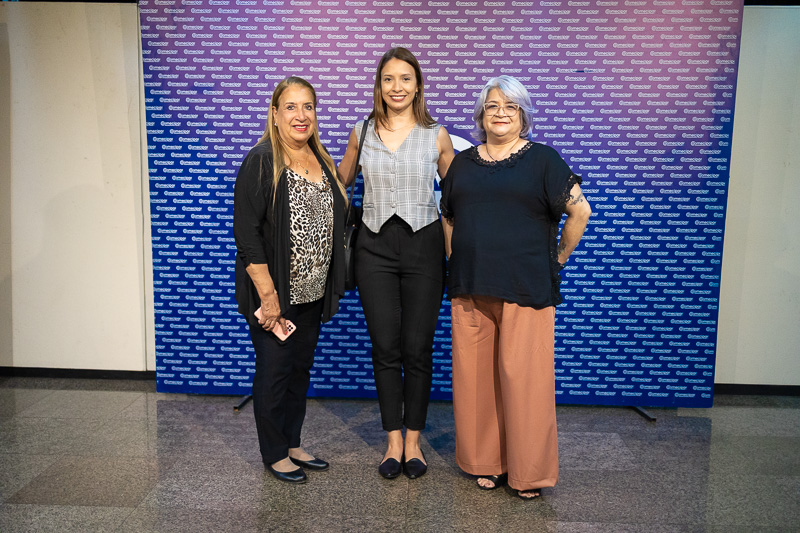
[477,473,507,491]
[266,463,308,484]
[403,450,427,479]
[378,456,403,479]
[290,457,329,471]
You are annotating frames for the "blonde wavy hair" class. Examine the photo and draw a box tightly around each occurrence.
[258,76,346,202]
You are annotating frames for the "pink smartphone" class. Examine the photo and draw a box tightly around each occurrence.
[254,308,296,341]
[272,320,296,341]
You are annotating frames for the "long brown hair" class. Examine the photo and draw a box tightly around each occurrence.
[258,76,346,202]
[369,47,436,130]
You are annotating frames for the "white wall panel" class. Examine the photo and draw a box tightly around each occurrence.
[716,7,800,385]
[0,3,149,370]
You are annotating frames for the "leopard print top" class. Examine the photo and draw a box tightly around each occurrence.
[287,168,334,305]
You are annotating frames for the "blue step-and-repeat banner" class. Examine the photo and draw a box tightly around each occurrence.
[140,0,744,407]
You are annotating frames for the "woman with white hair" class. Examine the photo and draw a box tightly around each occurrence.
[440,75,591,499]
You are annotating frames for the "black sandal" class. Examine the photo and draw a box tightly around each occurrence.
[517,488,541,500]
[477,473,507,491]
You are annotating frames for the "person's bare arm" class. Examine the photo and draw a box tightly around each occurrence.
[442,215,454,259]
[557,183,592,265]
[436,126,455,178]
[337,128,360,187]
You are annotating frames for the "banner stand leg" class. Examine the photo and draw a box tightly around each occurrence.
[630,406,657,422]
[234,395,252,412]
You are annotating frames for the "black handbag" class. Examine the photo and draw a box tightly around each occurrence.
[344,120,369,291]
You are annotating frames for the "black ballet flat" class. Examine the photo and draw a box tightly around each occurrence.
[403,450,427,479]
[290,457,329,471]
[266,463,307,484]
[477,473,507,491]
[378,456,403,479]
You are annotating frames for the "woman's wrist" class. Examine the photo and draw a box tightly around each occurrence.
[259,288,278,301]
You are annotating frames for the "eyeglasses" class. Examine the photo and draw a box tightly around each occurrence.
[483,103,520,117]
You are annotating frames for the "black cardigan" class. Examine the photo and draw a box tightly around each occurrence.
[233,142,346,325]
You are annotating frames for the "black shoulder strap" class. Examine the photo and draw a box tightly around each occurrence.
[347,119,370,209]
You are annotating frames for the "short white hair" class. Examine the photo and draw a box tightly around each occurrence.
[471,75,535,143]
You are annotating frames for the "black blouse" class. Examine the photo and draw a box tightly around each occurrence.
[233,142,347,326]
[440,142,581,309]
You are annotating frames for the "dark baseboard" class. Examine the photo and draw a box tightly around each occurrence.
[715,383,800,396]
[0,367,155,381]
[744,1,800,6]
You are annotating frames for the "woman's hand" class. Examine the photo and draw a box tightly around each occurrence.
[245,263,284,332]
[258,292,285,331]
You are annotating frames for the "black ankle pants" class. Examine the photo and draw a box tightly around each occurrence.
[249,298,323,464]
[356,216,445,431]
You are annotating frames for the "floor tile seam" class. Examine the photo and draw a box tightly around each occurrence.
[109,392,150,419]
[95,416,221,429]
[54,453,183,470]
[556,467,642,473]
[701,519,800,529]
[3,389,57,415]
[0,499,145,512]
[8,415,131,425]
[94,412,160,432]
[703,473,800,483]
[553,518,708,529]
[109,505,142,531]
[0,452,63,465]
[132,499,409,518]
[14,387,147,396]
[133,500,271,513]
[0,386,58,405]
[0,384,60,391]
[707,431,800,439]
[19,454,83,476]
[0,502,142,511]
[539,514,712,527]
[130,474,191,512]
[57,451,175,460]
[49,454,184,480]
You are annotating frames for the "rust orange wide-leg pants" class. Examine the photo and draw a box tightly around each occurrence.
[451,295,558,491]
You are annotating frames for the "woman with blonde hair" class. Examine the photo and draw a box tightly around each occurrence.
[233,76,347,483]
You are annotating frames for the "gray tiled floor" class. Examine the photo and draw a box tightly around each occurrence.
[0,377,798,532]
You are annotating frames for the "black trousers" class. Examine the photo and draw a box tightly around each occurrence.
[249,298,323,464]
[356,216,445,431]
